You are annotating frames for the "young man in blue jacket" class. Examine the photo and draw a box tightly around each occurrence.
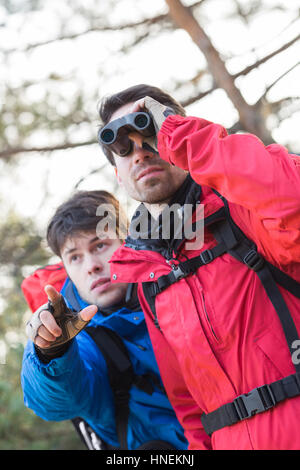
[21,190,188,450]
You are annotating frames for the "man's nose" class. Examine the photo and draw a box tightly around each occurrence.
[86,255,103,275]
[128,131,154,164]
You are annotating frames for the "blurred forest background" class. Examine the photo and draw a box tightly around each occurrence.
[0,0,299,450]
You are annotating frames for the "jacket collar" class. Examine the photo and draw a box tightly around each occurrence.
[125,174,202,258]
[62,278,141,315]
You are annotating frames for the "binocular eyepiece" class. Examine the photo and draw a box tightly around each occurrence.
[98,112,155,157]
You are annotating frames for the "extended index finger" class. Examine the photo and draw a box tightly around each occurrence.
[44,284,61,304]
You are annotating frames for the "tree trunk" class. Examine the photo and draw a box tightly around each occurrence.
[165,0,274,143]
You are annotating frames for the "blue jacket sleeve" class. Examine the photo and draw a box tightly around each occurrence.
[21,332,113,422]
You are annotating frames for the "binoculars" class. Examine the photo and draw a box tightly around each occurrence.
[98,112,155,157]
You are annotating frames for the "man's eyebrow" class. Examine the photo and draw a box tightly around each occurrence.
[89,237,101,245]
[90,236,113,244]
[63,247,77,255]
[62,236,107,256]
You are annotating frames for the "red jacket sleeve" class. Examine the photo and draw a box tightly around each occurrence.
[158,115,300,265]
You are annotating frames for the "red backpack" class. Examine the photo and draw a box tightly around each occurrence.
[21,262,67,312]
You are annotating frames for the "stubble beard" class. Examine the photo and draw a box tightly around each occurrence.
[138,181,172,204]
[134,170,187,206]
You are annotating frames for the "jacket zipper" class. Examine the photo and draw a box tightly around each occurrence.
[201,291,219,342]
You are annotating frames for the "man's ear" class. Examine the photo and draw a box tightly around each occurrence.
[114,166,123,186]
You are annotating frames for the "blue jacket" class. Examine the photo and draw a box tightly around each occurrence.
[21,278,188,450]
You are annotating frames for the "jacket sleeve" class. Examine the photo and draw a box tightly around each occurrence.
[141,295,212,450]
[158,115,300,264]
[21,334,112,422]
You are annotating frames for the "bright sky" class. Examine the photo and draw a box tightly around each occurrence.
[0,0,299,232]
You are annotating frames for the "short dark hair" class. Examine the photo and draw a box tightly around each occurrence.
[98,84,186,166]
[47,190,128,257]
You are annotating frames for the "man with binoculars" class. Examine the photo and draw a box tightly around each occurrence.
[97,84,300,450]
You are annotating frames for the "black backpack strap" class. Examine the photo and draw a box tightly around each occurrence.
[125,283,135,303]
[142,207,230,330]
[142,282,162,331]
[211,197,300,366]
[146,193,300,341]
[85,326,132,449]
[142,190,300,435]
[201,193,300,435]
[265,261,300,300]
[85,325,155,449]
[201,372,300,436]
[212,191,300,299]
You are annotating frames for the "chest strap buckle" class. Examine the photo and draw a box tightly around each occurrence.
[233,385,276,421]
[172,266,185,281]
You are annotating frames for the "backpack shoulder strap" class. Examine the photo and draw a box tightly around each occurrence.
[212,190,300,298]
[142,190,300,435]
[85,325,133,450]
[211,193,300,365]
[84,325,155,449]
[201,192,300,435]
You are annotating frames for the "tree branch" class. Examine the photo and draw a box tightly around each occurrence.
[181,33,300,108]
[1,20,162,54]
[260,61,300,99]
[181,86,216,107]
[269,96,300,111]
[165,0,274,143]
[74,164,107,189]
[0,139,98,160]
[2,1,206,54]
[232,33,300,79]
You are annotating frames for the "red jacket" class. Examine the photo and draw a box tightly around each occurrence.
[110,115,300,450]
